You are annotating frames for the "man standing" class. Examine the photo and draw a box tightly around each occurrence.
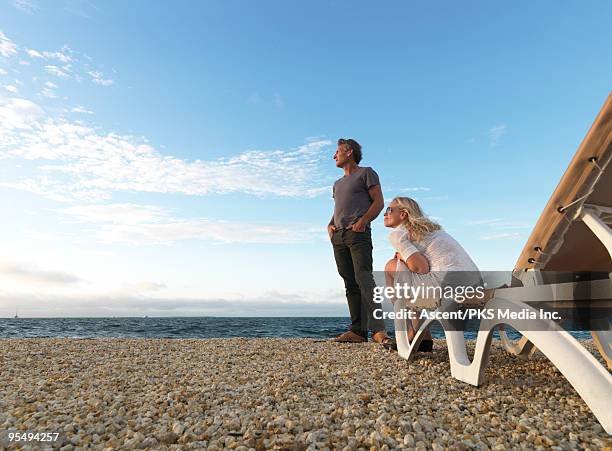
[328,138,392,345]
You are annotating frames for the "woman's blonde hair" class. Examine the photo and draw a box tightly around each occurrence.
[392,197,441,241]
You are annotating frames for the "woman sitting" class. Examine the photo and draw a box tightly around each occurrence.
[383,196,481,352]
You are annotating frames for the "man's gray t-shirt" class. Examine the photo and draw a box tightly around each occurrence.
[332,166,380,229]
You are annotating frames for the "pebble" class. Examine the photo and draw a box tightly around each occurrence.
[0,338,610,449]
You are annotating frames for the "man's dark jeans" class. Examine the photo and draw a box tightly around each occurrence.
[331,228,386,338]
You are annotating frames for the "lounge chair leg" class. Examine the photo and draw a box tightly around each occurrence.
[581,208,612,260]
[438,300,493,387]
[393,300,494,386]
[394,296,612,434]
[392,298,412,359]
[392,298,436,361]
[499,328,537,359]
[591,327,612,370]
[482,297,612,434]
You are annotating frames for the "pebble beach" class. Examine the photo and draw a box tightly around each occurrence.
[1,338,610,450]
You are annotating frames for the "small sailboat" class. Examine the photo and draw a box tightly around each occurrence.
[14,308,18,319]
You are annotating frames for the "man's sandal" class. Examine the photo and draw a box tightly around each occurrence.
[333,330,367,343]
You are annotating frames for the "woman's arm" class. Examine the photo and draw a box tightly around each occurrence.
[402,253,430,274]
[389,231,431,274]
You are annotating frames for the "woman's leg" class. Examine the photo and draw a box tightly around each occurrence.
[384,257,397,287]
[386,257,432,342]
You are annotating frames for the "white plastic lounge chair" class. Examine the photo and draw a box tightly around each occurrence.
[391,92,612,433]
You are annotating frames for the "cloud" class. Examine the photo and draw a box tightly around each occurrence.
[422,195,448,201]
[471,218,529,240]
[399,187,431,193]
[26,48,43,58]
[128,281,167,292]
[468,218,530,230]
[0,97,44,130]
[4,84,18,93]
[0,31,18,58]
[13,0,37,13]
[88,70,113,86]
[94,221,321,245]
[0,290,346,317]
[58,203,169,225]
[467,218,504,226]
[480,232,521,241]
[489,124,507,147]
[247,92,262,105]
[42,50,72,63]
[40,82,58,98]
[0,97,45,151]
[40,88,58,98]
[0,96,332,201]
[273,93,284,108]
[55,203,323,245]
[63,0,99,19]
[70,105,93,114]
[0,68,8,75]
[0,260,81,285]
[383,186,437,203]
[26,46,73,63]
[248,92,284,108]
[0,33,332,209]
[490,221,530,230]
[45,65,71,78]
[5,32,109,89]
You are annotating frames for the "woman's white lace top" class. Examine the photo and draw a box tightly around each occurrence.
[388,226,479,272]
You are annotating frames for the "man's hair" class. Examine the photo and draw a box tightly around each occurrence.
[338,138,362,164]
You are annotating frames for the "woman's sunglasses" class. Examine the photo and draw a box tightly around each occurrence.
[384,206,395,215]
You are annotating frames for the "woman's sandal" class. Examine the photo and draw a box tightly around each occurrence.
[380,337,433,352]
[382,339,398,351]
[416,339,433,352]
[372,331,398,351]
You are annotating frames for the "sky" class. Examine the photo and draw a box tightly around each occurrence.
[0,0,611,317]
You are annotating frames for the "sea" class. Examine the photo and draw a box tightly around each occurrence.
[0,317,592,340]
